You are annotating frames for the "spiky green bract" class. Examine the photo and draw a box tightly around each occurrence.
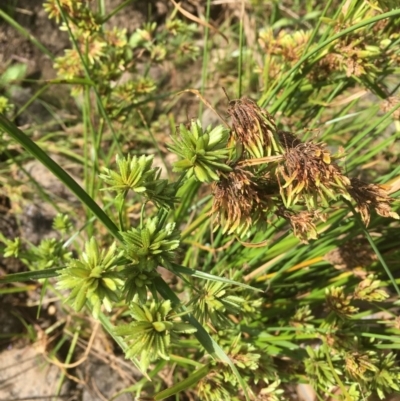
[31,238,73,270]
[0,236,71,270]
[219,334,277,387]
[189,281,245,326]
[100,154,153,192]
[168,120,232,182]
[2,237,21,258]
[99,154,178,208]
[52,213,73,234]
[196,341,282,401]
[122,268,160,304]
[305,345,342,390]
[57,238,123,319]
[114,299,196,371]
[196,370,234,401]
[143,170,180,209]
[121,213,180,271]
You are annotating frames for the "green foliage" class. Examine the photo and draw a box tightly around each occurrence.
[1,0,400,400]
[52,213,73,234]
[57,238,122,318]
[2,236,21,258]
[189,281,245,326]
[100,154,178,208]
[169,120,232,182]
[0,96,13,114]
[121,213,180,270]
[114,299,196,370]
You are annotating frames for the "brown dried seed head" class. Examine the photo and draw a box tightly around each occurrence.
[211,168,262,236]
[227,97,276,158]
[347,177,399,226]
[278,140,349,206]
[276,207,326,243]
[381,96,400,120]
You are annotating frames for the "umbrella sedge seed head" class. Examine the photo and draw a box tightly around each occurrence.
[347,177,399,226]
[228,97,277,159]
[211,168,262,236]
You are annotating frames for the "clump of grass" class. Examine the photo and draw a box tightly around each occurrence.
[1,0,400,400]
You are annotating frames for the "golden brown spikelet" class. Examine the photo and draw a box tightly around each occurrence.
[347,177,399,226]
[227,97,277,158]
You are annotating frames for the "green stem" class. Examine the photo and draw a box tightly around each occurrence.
[199,0,212,118]
[55,0,123,155]
[0,267,62,283]
[181,212,210,240]
[302,0,333,56]
[154,364,210,401]
[98,0,106,17]
[345,101,400,157]
[324,343,350,400]
[55,329,80,397]
[345,200,400,296]
[237,1,245,98]
[101,0,134,23]
[118,191,128,231]
[14,84,50,118]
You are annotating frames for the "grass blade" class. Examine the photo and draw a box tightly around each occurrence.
[0,115,121,241]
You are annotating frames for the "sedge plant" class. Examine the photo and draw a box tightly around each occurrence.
[1,1,400,400]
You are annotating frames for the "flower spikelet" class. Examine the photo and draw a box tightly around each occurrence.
[121,214,180,270]
[278,138,350,208]
[100,154,178,208]
[211,167,263,236]
[168,120,231,183]
[347,177,399,226]
[326,286,359,319]
[114,300,196,370]
[276,207,326,243]
[57,238,123,319]
[189,281,245,326]
[100,154,154,193]
[228,97,278,159]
